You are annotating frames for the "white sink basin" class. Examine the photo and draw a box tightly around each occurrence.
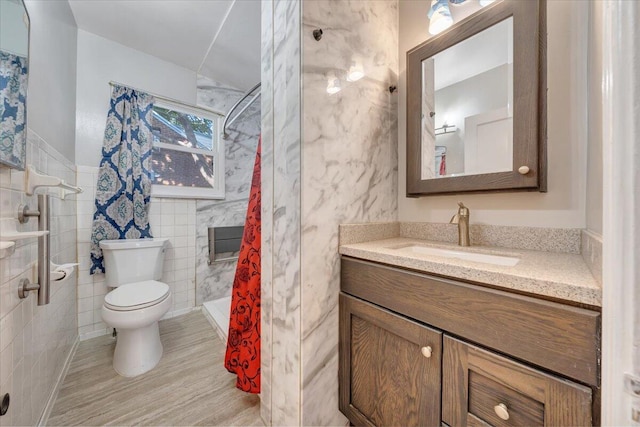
[391,244,520,266]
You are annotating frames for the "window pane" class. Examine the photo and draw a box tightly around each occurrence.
[152,106,214,150]
[151,147,214,188]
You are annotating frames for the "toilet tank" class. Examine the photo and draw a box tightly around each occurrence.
[99,238,169,287]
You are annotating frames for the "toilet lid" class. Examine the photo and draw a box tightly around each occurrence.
[104,280,170,311]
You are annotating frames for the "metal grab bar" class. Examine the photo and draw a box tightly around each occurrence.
[222,82,261,139]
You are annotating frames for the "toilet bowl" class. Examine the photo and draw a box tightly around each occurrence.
[99,238,171,377]
[102,280,172,377]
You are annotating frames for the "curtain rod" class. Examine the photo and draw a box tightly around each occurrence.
[108,81,224,117]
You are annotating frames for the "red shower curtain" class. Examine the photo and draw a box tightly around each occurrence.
[224,139,261,393]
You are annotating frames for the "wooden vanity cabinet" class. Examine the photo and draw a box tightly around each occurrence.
[339,294,442,427]
[339,257,600,427]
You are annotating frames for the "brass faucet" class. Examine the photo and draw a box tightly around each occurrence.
[450,202,470,247]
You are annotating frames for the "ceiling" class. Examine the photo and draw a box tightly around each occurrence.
[68,0,261,91]
[433,16,513,91]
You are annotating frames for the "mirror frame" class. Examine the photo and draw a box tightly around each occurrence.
[0,0,30,170]
[406,0,546,196]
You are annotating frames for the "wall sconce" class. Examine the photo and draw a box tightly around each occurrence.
[428,0,453,35]
[326,73,341,95]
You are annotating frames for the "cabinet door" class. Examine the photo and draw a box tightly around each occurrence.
[339,293,442,427]
[442,336,592,426]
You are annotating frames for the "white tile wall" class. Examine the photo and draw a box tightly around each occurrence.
[149,198,197,318]
[75,165,108,340]
[75,167,197,340]
[0,130,78,426]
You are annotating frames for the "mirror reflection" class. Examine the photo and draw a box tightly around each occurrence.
[421,17,513,179]
[0,0,29,170]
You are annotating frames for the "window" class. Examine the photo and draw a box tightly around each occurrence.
[150,101,225,199]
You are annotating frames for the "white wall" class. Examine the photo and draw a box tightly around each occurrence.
[434,64,509,176]
[586,3,603,235]
[24,0,78,163]
[74,29,197,167]
[398,0,589,228]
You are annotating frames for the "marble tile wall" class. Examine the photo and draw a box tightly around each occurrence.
[261,0,399,424]
[195,76,261,306]
[261,0,303,424]
[75,167,196,340]
[300,1,399,425]
[0,130,78,426]
[260,0,275,423]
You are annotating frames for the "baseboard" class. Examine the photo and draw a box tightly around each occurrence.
[80,328,110,341]
[162,306,197,320]
[38,336,80,426]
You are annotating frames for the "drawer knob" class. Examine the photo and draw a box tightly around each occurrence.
[494,403,510,420]
[518,165,530,175]
[420,346,432,358]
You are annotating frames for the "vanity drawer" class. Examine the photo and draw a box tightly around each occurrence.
[467,370,544,426]
[341,257,601,386]
[443,336,592,426]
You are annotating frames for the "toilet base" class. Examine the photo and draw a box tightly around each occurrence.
[113,321,163,377]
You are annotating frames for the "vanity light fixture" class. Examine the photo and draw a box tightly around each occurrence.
[326,73,341,95]
[428,0,454,35]
[479,0,496,6]
[435,124,457,135]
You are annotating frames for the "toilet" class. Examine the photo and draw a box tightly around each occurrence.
[99,238,172,377]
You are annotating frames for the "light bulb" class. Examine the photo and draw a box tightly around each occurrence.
[479,0,496,6]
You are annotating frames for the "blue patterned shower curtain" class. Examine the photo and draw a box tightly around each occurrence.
[0,51,28,167]
[90,85,155,274]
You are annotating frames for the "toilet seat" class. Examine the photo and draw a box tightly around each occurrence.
[104,280,170,311]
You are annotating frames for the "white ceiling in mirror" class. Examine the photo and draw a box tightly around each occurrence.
[68,0,260,91]
[433,17,513,91]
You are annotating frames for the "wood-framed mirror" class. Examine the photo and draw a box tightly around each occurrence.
[406,0,546,196]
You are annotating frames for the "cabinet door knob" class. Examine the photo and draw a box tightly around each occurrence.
[494,403,510,420]
[420,346,432,358]
[518,165,530,175]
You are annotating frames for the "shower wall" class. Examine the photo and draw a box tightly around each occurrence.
[195,76,261,305]
[261,0,399,424]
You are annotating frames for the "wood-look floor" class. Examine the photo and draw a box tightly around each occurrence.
[48,311,262,426]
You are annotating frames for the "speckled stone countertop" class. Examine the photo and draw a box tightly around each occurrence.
[339,237,601,307]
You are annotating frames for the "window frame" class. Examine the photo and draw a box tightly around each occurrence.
[150,100,225,200]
